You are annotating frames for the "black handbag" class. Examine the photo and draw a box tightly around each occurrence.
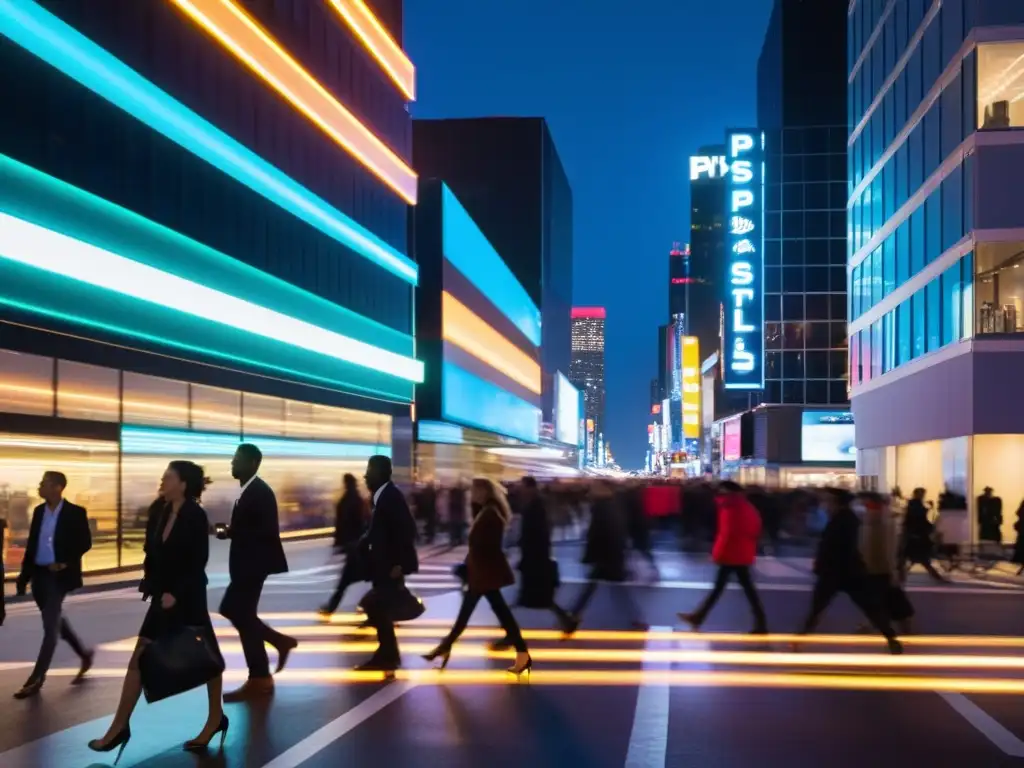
[358,579,425,623]
[139,624,225,704]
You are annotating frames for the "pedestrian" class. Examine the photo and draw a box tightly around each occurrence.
[88,461,226,761]
[1012,499,1024,576]
[448,482,468,547]
[13,471,94,699]
[424,478,532,678]
[977,487,1003,544]
[795,488,902,654]
[902,487,945,581]
[678,481,768,634]
[217,443,298,702]
[319,473,369,619]
[515,476,573,632]
[354,455,419,672]
[0,514,6,627]
[857,491,913,634]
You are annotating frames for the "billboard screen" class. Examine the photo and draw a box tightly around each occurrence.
[682,336,701,439]
[722,417,741,461]
[723,129,765,391]
[801,411,856,463]
[554,372,581,446]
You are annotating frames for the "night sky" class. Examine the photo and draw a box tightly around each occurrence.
[406,0,773,468]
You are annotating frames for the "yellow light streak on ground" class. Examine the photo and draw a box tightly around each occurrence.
[39,666,1024,694]
[95,638,1024,670]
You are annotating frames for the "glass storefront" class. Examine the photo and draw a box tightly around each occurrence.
[0,349,393,575]
[978,42,1024,131]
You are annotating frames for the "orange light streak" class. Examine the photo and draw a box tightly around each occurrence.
[167,0,417,204]
[324,0,415,100]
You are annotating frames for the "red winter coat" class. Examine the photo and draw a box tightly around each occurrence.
[711,495,762,566]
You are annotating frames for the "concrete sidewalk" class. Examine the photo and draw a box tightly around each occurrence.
[2,536,461,602]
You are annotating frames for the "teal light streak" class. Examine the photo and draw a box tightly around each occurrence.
[0,0,417,285]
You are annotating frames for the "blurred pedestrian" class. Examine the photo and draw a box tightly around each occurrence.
[319,473,369,619]
[678,481,767,634]
[514,477,573,632]
[448,482,467,547]
[795,488,902,654]
[14,471,94,699]
[424,478,532,677]
[902,487,945,581]
[857,491,913,634]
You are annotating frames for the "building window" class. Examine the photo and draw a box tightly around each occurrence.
[122,373,189,428]
[242,393,286,437]
[942,261,963,346]
[191,384,242,433]
[57,361,119,422]
[926,278,942,352]
[978,42,1024,130]
[0,350,53,416]
[976,242,1024,333]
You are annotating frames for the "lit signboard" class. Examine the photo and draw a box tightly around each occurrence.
[554,372,581,446]
[801,411,855,463]
[723,130,765,390]
[682,336,701,439]
[689,155,730,181]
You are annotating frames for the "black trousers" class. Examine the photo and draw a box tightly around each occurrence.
[30,570,87,682]
[690,565,768,630]
[220,578,292,678]
[799,577,896,639]
[443,589,527,653]
[323,552,360,614]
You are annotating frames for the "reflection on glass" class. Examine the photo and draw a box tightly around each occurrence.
[123,372,189,427]
[243,393,285,436]
[0,433,118,573]
[0,350,54,416]
[57,360,119,422]
[190,384,241,432]
[976,242,1024,333]
[978,43,1024,130]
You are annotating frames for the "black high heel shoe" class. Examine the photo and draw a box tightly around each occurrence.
[422,644,452,670]
[507,654,533,680]
[88,725,132,766]
[184,713,230,752]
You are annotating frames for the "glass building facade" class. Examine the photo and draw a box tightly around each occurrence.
[0,0,417,574]
[848,0,1024,541]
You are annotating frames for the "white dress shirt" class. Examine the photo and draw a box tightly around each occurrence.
[236,474,258,507]
[372,482,390,509]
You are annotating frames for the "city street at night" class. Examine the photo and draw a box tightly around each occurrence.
[5,541,1024,767]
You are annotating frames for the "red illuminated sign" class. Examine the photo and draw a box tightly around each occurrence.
[572,307,606,319]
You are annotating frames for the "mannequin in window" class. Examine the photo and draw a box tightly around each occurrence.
[983,101,1011,130]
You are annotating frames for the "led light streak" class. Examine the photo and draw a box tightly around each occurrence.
[0,0,416,283]
[49,666,1024,694]
[120,427,390,459]
[0,212,423,383]
[167,0,417,204]
[442,292,541,394]
[324,0,415,100]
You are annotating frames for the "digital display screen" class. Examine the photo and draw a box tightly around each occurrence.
[722,418,741,461]
[801,411,855,463]
[554,372,581,446]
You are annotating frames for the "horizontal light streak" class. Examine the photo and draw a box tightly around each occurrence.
[0,212,423,382]
[441,185,541,346]
[98,638,1024,672]
[324,0,414,100]
[44,666,1024,694]
[168,0,417,204]
[0,1,415,284]
[120,426,390,459]
[0,434,117,453]
[442,292,541,394]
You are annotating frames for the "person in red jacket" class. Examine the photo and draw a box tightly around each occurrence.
[678,481,768,633]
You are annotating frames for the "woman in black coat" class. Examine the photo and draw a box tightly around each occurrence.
[513,478,572,632]
[320,474,369,618]
[88,461,225,761]
[424,478,532,677]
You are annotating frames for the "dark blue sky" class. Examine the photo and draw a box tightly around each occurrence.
[405,0,773,468]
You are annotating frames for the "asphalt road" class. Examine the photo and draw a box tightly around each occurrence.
[3,542,1024,767]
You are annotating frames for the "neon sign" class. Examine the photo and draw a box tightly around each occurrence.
[689,155,729,181]
[682,336,701,439]
[723,130,764,390]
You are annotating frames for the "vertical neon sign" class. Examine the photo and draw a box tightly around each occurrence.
[724,129,765,390]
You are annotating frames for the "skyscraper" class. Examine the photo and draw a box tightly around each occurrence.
[412,118,573,427]
[669,242,690,320]
[689,144,729,361]
[848,1,1024,537]
[570,307,606,448]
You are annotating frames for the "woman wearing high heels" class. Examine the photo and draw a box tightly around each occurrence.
[424,478,532,678]
[88,461,227,762]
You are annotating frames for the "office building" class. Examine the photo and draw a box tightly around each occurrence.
[668,242,690,320]
[570,307,606,454]
[849,1,1024,540]
[412,118,574,429]
[0,0,418,574]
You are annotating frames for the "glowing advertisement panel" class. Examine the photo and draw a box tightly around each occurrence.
[722,418,741,461]
[554,372,581,446]
[801,411,855,463]
[442,362,540,444]
[682,336,701,439]
[723,129,765,390]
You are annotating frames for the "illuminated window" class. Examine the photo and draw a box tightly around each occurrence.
[57,360,119,422]
[978,42,1024,130]
[0,350,53,416]
[243,393,286,437]
[977,242,1024,334]
[191,384,242,433]
[123,373,189,428]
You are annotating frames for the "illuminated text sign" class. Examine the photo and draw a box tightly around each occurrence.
[723,130,765,390]
[689,155,730,181]
[682,336,701,439]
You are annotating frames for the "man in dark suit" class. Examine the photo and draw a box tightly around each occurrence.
[356,455,418,672]
[14,471,94,699]
[217,444,298,701]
